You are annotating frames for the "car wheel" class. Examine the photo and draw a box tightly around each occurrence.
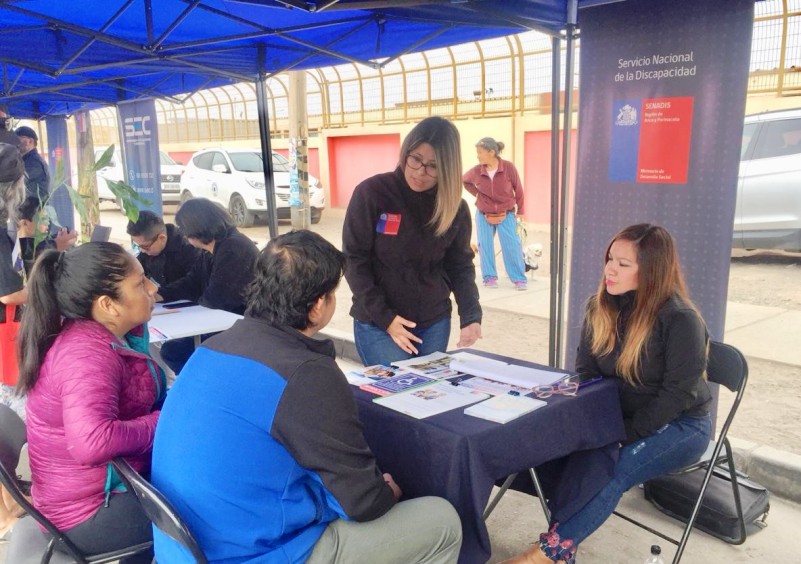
[229,194,255,227]
[180,190,193,204]
[311,209,322,224]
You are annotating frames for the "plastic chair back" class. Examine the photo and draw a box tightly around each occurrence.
[112,457,209,564]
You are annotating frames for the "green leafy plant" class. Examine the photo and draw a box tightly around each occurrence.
[90,145,152,222]
[30,144,151,251]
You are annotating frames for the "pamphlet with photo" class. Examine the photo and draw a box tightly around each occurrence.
[359,374,435,397]
[374,381,489,419]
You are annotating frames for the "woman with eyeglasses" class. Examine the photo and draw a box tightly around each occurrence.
[504,224,712,564]
[343,116,482,366]
[463,137,528,290]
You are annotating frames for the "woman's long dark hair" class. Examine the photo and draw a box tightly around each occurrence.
[16,242,134,394]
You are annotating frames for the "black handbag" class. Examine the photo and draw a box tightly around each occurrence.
[643,466,769,544]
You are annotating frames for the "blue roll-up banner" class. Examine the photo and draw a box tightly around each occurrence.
[44,117,75,230]
[117,99,162,216]
[566,0,755,364]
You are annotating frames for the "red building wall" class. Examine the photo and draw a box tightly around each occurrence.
[522,129,578,226]
[328,134,401,208]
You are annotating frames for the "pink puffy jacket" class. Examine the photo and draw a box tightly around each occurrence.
[25,319,164,531]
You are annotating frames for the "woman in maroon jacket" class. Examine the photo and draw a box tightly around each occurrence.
[463,137,528,290]
[17,242,165,563]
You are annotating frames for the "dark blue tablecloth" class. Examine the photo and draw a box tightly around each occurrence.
[352,354,626,564]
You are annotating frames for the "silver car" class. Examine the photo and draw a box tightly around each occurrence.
[736,109,801,252]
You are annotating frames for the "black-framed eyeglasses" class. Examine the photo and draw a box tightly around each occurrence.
[405,153,438,178]
[136,235,161,252]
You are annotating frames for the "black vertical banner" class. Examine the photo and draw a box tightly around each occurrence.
[118,99,163,216]
[566,0,755,365]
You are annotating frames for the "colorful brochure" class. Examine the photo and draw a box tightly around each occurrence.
[346,365,409,386]
[392,351,458,379]
[359,374,435,397]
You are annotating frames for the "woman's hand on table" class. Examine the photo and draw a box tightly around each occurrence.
[383,473,402,500]
[387,315,422,355]
[457,322,481,348]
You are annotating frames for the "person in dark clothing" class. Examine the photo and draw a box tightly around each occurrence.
[0,142,26,536]
[503,224,712,564]
[151,229,462,563]
[0,143,26,317]
[15,126,50,203]
[17,196,77,277]
[342,116,482,366]
[157,198,258,374]
[126,210,200,288]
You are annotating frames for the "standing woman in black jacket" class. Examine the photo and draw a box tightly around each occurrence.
[343,116,482,366]
[504,224,712,564]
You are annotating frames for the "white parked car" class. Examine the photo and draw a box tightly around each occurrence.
[95,147,184,206]
[736,108,801,252]
[179,148,326,227]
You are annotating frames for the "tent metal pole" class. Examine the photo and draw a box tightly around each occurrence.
[548,35,561,368]
[256,55,279,240]
[555,23,577,368]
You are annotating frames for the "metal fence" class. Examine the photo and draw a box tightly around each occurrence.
[90,1,801,146]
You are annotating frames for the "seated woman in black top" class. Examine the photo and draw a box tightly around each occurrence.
[504,224,712,564]
[157,198,258,374]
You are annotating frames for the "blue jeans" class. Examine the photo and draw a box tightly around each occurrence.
[353,317,451,366]
[475,210,526,284]
[159,333,215,375]
[539,414,712,562]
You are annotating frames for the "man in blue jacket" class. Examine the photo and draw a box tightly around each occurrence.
[151,229,462,563]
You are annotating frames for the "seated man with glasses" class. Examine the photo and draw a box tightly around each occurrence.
[127,210,201,289]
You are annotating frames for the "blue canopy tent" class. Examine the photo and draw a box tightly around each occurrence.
[0,0,613,117]
[0,0,601,363]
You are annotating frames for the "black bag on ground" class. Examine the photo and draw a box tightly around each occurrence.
[643,466,769,544]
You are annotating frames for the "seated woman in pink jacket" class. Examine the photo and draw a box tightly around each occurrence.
[16,242,165,563]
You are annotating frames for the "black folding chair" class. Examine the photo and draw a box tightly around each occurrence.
[111,457,209,564]
[0,404,153,564]
[612,341,750,563]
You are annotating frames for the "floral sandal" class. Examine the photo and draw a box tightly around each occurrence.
[538,523,577,564]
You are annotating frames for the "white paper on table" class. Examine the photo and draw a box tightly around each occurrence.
[464,394,547,423]
[374,381,489,419]
[449,352,566,387]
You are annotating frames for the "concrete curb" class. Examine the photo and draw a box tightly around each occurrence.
[731,437,801,504]
[320,330,801,504]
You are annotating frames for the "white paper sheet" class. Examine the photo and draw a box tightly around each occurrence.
[374,381,488,419]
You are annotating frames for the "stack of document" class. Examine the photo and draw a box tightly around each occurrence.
[449,352,566,387]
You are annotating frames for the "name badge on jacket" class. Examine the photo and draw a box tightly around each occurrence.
[376,213,402,235]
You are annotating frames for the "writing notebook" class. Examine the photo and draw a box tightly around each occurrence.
[464,394,547,424]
